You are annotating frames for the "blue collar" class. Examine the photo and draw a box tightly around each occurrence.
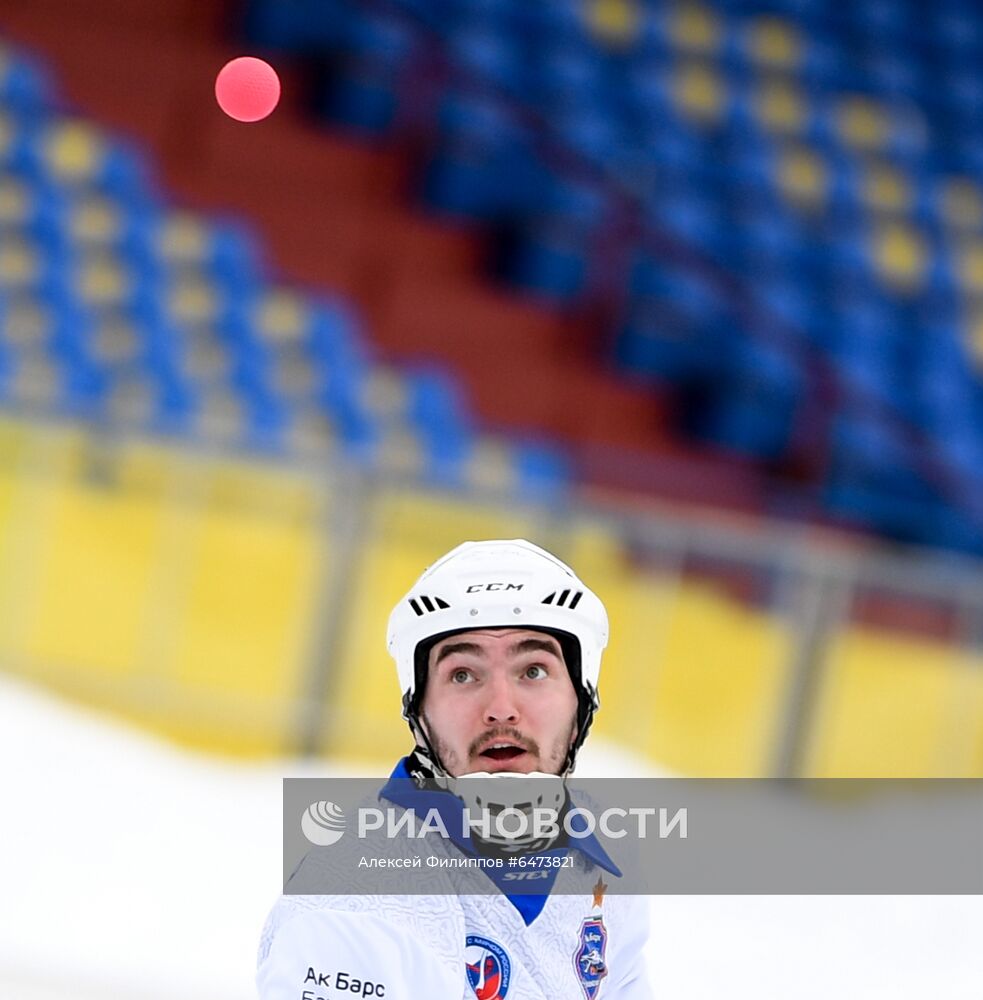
[379,757,622,878]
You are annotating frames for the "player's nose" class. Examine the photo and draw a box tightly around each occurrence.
[482,670,519,725]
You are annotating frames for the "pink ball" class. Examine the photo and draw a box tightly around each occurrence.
[215,56,281,123]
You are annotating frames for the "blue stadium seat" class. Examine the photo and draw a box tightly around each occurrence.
[928,6,983,56]
[862,49,925,103]
[499,171,610,298]
[754,274,820,338]
[499,219,590,300]
[645,185,723,249]
[825,411,924,494]
[617,257,730,382]
[317,8,423,132]
[638,125,709,185]
[728,200,811,277]
[448,21,523,92]
[512,439,571,501]
[423,90,537,218]
[685,338,808,458]
[243,0,346,51]
[550,105,624,166]
[0,45,53,114]
[823,479,941,546]
[535,44,608,109]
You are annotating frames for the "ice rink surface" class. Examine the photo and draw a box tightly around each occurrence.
[2,674,980,999]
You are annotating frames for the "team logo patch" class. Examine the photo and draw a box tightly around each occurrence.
[465,934,511,1000]
[573,917,609,1000]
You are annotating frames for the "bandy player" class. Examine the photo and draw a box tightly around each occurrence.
[257,539,651,999]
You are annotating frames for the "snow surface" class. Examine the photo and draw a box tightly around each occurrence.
[1,674,981,999]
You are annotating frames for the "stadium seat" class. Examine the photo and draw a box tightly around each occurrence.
[862,49,925,102]
[773,143,830,211]
[243,0,345,51]
[734,78,812,140]
[665,4,724,57]
[534,43,607,109]
[690,336,809,458]
[668,60,728,127]
[447,19,522,92]
[36,119,151,198]
[734,16,804,74]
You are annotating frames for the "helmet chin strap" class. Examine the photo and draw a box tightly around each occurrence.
[406,716,571,853]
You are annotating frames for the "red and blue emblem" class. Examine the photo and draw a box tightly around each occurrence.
[465,934,511,1000]
[573,917,609,999]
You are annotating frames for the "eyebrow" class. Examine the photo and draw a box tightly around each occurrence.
[434,637,563,666]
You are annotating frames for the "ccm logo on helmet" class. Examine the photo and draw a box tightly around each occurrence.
[465,583,524,593]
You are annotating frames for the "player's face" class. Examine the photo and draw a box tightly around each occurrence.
[420,628,578,777]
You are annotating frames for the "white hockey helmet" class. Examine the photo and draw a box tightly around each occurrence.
[387,539,608,769]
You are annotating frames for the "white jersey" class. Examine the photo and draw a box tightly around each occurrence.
[257,761,652,1000]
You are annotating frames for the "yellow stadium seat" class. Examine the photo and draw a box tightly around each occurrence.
[745,17,802,72]
[777,146,829,209]
[670,61,726,125]
[272,344,319,399]
[1,295,54,347]
[861,162,914,215]
[584,0,641,47]
[156,210,210,266]
[835,97,892,154]
[967,310,983,365]
[40,119,106,185]
[361,366,409,422]
[75,252,132,308]
[667,4,723,55]
[753,80,809,137]
[0,176,32,226]
[166,273,220,326]
[0,235,40,291]
[871,222,927,291]
[939,178,983,233]
[957,239,983,296]
[8,350,59,409]
[69,193,125,248]
[92,315,140,365]
[184,335,230,381]
[286,406,336,457]
[377,426,425,478]
[467,438,518,495]
[106,374,160,427]
[254,289,310,345]
[0,111,17,164]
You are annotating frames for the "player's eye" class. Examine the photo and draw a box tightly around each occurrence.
[525,664,548,680]
[451,668,473,684]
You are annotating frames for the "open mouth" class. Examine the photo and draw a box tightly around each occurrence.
[479,744,527,762]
